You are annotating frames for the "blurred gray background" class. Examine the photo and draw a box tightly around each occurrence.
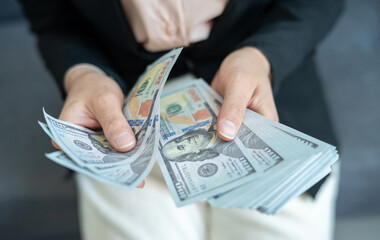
[0,0,379,239]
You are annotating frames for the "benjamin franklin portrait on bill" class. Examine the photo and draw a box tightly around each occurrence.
[161,121,267,163]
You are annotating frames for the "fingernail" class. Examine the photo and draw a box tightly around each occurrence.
[114,132,135,149]
[219,120,236,140]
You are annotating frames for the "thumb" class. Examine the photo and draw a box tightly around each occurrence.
[215,76,254,141]
[93,99,136,152]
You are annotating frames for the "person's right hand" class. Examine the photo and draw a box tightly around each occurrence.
[54,65,144,188]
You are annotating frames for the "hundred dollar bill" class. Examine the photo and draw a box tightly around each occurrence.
[42,109,159,169]
[45,118,158,188]
[157,82,261,206]
[45,151,115,183]
[194,81,318,192]
[196,80,338,210]
[196,80,285,172]
[209,142,335,210]
[197,78,336,154]
[40,116,157,174]
[123,48,182,135]
[96,115,159,185]
[45,151,138,188]
[42,48,182,168]
[43,111,116,167]
[96,119,158,186]
[196,79,336,157]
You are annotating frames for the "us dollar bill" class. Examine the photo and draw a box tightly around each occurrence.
[123,48,182,137]
[95,119,159,186]
[157,82,260,206]
[196,80,284,172]
[44,118,158,188]
[196,78,337,159]
[43,110,154,169]
[45,150,142,189]
[43,48,182,169]
[195,80,338,210]
[39,52,339,212]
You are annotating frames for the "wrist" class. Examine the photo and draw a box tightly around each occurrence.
[64,64,106,92]
[239,46,272,83]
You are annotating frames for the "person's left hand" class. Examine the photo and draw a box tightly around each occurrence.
[211,46,279,141]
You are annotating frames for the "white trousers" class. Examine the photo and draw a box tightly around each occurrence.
[76,161,339,240]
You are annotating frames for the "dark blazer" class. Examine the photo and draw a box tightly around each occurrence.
[20,0,343,197]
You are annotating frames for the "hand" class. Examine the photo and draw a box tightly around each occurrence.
[211,47,279,141]
[54,65,144,188]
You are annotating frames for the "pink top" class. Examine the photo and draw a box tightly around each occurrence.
[120,0,229,52]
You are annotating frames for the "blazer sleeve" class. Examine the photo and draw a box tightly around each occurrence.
[19,0,127,95]
[239,0,344,93]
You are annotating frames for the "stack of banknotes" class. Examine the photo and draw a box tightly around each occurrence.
[39,48,339,214]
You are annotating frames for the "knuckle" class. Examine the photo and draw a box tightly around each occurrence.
[94,91,120,107]
[223,102,246,119]
[225,70,251,84]
[61,100,81,113]
[251,95,264,110]
[104,115,122,131]
[104,116,116,130]
[257,77,271,86]
[103,114,128,136]
[59,103,83,122]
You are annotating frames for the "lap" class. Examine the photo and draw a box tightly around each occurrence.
[77,162,339,240]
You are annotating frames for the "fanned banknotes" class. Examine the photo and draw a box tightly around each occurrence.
[43,48,182,188]
[39,49,338,214]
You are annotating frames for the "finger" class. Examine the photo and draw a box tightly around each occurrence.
[247,85,279,122]
[137,180,145,188]
[59,102,100,129]
[54,102,100,150]
[93,95,136,152]
[216,74,256,141]
[52,103,96,150]
[51,139,61,150]
[211,70,221,92]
